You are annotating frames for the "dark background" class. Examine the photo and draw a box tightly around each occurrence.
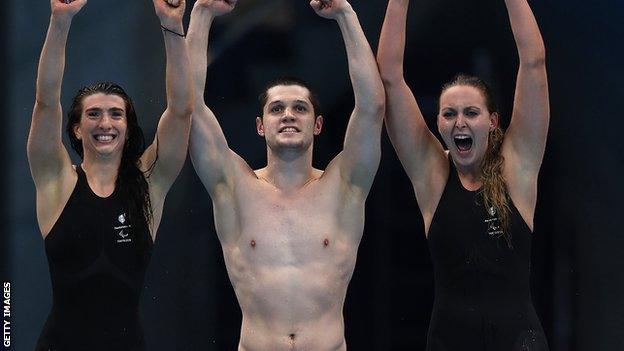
[2,0,623,350]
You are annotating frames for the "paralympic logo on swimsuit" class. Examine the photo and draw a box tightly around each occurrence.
[485,206,504,237]
[114,212,132,243]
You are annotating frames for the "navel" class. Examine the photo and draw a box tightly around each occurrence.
[250,239,256,248]
[323,238,329,247]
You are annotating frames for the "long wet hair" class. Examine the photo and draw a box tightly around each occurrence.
[441,74,512,247]
[67,82,153,257]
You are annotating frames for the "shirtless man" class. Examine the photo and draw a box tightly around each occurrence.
[187,0,384,349]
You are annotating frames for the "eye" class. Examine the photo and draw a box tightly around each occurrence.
[442,110,456,119]
[86,111,100,119]
[295,105,307,113]
[111,111,124,119]
[270,105,283,113]
[465,109,479,117]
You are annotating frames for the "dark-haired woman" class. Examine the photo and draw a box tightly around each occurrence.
[27,0,192,350]
[378,0,549,349]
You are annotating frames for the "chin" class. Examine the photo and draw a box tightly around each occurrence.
[450,150,479,169]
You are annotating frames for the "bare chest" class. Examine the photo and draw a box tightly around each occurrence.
[230,182,358,267]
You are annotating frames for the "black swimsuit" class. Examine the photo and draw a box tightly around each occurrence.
[36,166,152,351]
[426,158,548,350]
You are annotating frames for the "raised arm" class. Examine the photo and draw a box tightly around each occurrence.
[311,0,385,195]
[377,0,446,210]
[141,0,194,199]
[501,0,549,174]
[27,0,87,188]
[187,0,241,195]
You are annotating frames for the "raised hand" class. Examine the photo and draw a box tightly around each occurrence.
[309,0,351,20]
[153,0,186,28]
[50,0,87,21]
[195,0,237,16]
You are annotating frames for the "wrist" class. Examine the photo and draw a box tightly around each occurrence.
[334,4,356,24]
[49,14,73,28]
[159,18,184,33]
[192,3,217,20]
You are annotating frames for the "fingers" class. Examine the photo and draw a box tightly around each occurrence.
[52,0,87,13]
[310,0,322,11]
[310,0,331,11]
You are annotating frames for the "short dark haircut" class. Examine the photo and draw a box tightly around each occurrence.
[258,76,321,117]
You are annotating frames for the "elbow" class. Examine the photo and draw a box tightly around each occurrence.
[520,47,547,69]
[377,61,404,87]
[169,100,194,120]
[380,72,405,88]
[377,57,405,86]
[359,93,386,117]
[34,95,59,110]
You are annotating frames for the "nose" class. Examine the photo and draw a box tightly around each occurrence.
[455,114,467,129]
[281,108,296,122]
[98,114,113,130]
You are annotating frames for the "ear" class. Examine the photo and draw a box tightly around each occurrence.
[73,123,82,140]
[313,115,323,136]
[256,116,265,137]
[489,112,499,131]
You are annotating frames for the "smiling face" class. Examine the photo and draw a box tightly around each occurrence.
[72,93,128,160]
[437,85,499,170]
[256,84,323,152]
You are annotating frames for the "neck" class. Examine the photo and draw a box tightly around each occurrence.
[81,152,122,191]
[453,159,483,191]
[261,146,316,190]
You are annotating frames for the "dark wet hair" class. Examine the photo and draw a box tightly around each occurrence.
[441,74,512,248]
[258,76,321,117]
[66,82,153,257]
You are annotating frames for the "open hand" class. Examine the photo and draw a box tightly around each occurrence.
[195,0,237,16]
[50,0,87,20]
[309,0,351,20]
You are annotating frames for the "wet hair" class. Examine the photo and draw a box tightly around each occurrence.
[258,76,321,117]
[441,74,512,248]
[66,82,153,258]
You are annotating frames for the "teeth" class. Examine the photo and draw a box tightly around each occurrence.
[96,135,114,141]
[455,135,470,140]
[281,128,297,133]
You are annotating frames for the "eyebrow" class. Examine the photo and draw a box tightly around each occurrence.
[268,100,310,106]
[85,107,125,112]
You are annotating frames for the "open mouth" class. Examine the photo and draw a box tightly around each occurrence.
[454,135,473,152]
[279,127,300,133]
[94,134,117,142]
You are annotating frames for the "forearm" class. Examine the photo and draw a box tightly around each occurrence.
[377,0,409,84]
[162,21,194,117]
[335,6,384,114]
[505,0,546,66]
[36,16,71,107]
[186,4,230,162]
[187,5,215,108]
